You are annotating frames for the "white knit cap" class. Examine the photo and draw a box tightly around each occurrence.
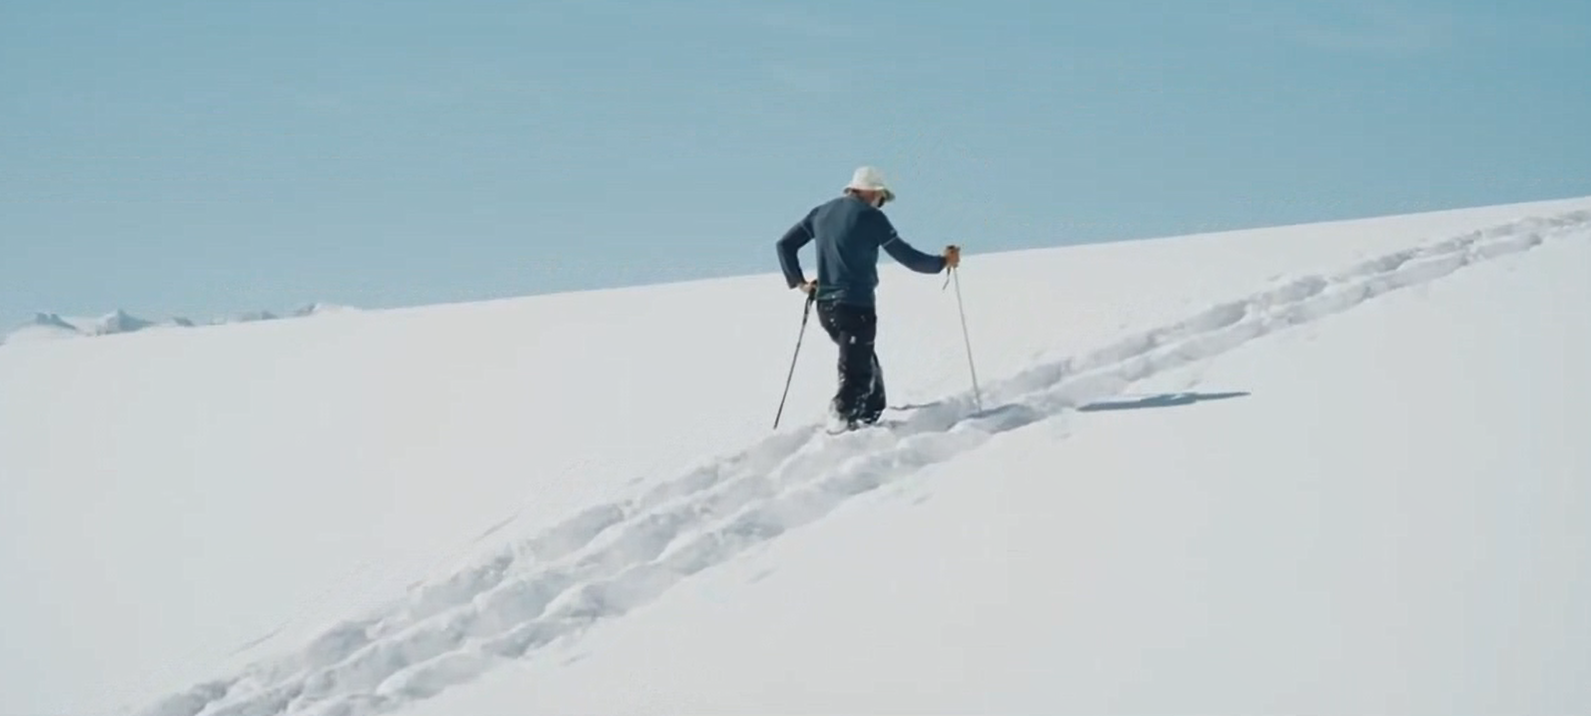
[844,165,895,202]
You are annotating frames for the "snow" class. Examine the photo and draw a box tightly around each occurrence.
[410,210,1591,716]
[2,196,1589,716]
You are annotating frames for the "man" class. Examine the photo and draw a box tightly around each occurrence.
[776,165,962,430]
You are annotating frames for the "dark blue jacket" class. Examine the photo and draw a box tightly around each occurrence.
[776,195,946,307]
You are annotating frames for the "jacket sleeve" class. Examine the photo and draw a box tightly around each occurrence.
[776,211,815,288]
[874,211,947,274]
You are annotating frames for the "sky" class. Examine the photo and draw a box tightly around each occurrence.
[2,0,1588,326]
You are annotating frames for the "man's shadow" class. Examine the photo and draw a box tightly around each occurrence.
[888,390,1250,416]
[1077,391,1250,412]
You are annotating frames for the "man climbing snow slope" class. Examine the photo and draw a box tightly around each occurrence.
[776,165,962,430]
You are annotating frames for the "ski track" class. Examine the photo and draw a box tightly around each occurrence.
[136,210,1591,716]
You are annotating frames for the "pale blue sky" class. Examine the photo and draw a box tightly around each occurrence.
[3,0,1588,326]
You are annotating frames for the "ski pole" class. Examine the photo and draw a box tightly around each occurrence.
[773,291,816,429]
[950,265,983,412]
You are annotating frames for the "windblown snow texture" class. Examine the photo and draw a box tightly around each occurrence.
[134,209,1591,716]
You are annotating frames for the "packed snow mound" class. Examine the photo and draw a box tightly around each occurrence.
[0,302,362,345]
[2,195,1589,716]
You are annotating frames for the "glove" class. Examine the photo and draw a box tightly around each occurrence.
[943,245,961,269]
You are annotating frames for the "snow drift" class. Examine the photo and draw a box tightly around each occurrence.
[1,197,1588,716]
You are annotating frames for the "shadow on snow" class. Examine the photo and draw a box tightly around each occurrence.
[1077,391,1251,412]
[889,390,1249,420]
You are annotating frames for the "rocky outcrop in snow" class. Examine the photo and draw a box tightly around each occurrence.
[88,309,157,336]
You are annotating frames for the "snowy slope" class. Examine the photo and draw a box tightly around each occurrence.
[406,206,1591,716]
[1,197,1588,716]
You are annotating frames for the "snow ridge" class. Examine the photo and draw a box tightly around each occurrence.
[0,304,358,346]
[133,209,1591,716]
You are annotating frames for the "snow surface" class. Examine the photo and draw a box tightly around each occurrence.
[2,197,1589,716]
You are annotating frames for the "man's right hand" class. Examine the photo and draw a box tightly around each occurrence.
[944,245,961,269]
[798,279,816,295]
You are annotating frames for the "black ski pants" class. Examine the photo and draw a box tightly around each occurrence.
[815,299,885,423]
